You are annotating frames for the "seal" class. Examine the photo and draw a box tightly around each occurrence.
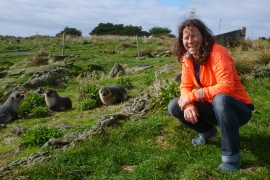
[99,84,128,105]
[174,72,182,83]
[44,89,72,112]
[0,91,25,124]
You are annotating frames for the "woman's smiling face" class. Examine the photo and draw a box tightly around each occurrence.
[182,26,203,58]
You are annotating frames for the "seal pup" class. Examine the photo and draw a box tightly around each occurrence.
[44,89,72,112]
[99,84,127,105]
[0,91,25,124]
[174,72,182,83]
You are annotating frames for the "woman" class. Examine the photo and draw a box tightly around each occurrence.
[168,18,254,172]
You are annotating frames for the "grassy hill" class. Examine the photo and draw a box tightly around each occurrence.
[0,35,270,179]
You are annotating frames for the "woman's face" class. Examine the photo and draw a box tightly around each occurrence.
[182,26,203,58]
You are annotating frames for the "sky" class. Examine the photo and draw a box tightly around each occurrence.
[1,0,269,40]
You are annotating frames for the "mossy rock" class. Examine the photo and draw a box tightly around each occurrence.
[7,68,26,76]
[24,63,66,75]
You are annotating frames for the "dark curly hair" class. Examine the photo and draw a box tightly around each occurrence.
[173,18,215,64]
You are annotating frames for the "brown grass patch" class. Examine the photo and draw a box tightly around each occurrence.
[29,59,48,67]
[154,45,170,52]
[121,165,137,172]
[36,49,49,57]
[154,131,170,149]
[118,41,132,49]
[3,136,18,145]
[0,151,13,167]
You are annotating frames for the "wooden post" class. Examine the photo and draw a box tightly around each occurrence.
[136,35,140,57]
[62,33,66,56]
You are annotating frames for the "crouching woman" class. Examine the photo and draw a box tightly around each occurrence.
[168,18,254,172]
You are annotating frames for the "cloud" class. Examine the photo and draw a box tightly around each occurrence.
[0,0,269,39]
[187,0,270,39]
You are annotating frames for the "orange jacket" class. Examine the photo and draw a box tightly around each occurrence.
[180,44,252,108]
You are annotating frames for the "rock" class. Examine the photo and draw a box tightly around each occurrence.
[10,125,27,135]
[22,67,68,88]
[109,63,125,77]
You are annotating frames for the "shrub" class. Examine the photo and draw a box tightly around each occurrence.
[116,76,134,90]
[21,125,63,147]
[76,98,97,111]
[32,107,50,118]
[5,44,28,52]
[150,80,179,110]
[76,83,102,109]
[77,84,99,100]
[19,92,46,115]
[144,75,155,86]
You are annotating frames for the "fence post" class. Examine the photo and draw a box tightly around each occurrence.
[136,35,140,57]
[62,33,66,56]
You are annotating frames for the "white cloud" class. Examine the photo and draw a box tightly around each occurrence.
[0,0,269,39]
[187,0,270,39]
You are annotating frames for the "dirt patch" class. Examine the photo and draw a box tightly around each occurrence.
[0,151,13,167]
[3,137,18,145]
[0,137,19,168]
[121,165,137,172]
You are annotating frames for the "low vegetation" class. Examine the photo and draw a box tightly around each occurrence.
[0,35,270,179]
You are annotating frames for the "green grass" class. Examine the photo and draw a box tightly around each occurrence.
[1,36,270,179]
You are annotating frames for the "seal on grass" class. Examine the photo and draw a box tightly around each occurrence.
[99,84,127,105]
[44,89,72,112]
[0,91,25,124]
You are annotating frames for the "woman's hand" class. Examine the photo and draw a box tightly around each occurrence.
[178,94,190,110]
[183,105,199,124]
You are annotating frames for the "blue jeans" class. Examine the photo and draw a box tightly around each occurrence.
[168,94,252,163]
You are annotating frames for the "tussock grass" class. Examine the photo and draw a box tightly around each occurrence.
[118,41,133,49]
[36,49,49,57]
[233,55,257,75]
[257,50,270,66]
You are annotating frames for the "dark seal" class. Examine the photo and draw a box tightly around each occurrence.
[44,89,72,112]
[0,91,24,124]
[99,84,127,105]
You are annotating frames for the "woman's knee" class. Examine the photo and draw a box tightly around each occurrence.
[212,94,230,112]
[168,98,180,116]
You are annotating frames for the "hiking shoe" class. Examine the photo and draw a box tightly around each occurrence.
[192,126,217,146]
